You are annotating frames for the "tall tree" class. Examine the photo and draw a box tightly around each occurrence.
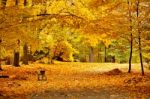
[136,0,144,75]
[127,0,133,73]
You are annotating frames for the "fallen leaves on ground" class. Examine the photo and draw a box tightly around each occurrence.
[0,62,150,97]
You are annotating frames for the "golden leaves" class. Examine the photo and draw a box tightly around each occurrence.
[47,0,67,14]
[53,40,75,62]
[83,34,100,47]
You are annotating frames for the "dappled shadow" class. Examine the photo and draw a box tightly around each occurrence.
[29,87,150,99]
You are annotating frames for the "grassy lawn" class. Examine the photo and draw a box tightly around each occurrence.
[0,62,150,98]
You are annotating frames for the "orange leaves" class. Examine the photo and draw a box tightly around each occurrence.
[1,63,150,97]
[57,15,83,28]
[82,21,104,35]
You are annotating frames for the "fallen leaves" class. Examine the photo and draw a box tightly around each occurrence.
[0,62,150,97]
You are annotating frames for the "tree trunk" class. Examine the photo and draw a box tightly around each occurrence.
[13,50,20,67]
[127,0,133,73]
[24,0,27,6]
[136,0,144,75]
[23,43,28,65]
[97,47,102,62]
[0,59,2,70]
[89,46,94,62]
[128,33,133,73]
[104,46,107,62]
[139,35,144,75]
[47,49,52,64]
[15,0,18,5]
[0,39,2,70]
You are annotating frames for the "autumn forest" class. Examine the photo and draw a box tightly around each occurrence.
[0,0,150,99]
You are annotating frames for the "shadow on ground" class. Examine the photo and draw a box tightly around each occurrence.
[28,87,150,99]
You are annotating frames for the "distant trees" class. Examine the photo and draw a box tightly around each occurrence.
[0,0,149,70]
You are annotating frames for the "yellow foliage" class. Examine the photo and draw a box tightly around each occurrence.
[103,39,112,48]
[83,34,100,47]
[47,0,67,14]
[53,40,77,62]
[0,46,7,59]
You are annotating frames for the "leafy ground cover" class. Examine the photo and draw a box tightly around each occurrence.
[0,62,150,99]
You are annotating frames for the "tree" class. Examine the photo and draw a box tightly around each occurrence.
[0,35,7,70]
[136,0,144,75]
[0,0,149,67]
[127,0,133,73]
[0,38,2,70]
[22,42,28,65]
[13,39,20,67]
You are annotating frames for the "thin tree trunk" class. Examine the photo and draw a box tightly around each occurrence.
[47,49,52,64]
[15,0,18,5]
[89,46,94,62]
[139,33,144,75]
[0,59,2,70]
[104,46,107,62]
[136,0,144,75]
[128,33,133,73]
[97,47,102,62]
[24,0,27,6]
[0,39,2,70]
[127,0,133,73]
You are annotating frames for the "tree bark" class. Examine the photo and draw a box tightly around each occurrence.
[0,59,2,70]
[128,33,133,73]
[13,50,20,67]
[97,47,102,62]
[23,42,28,65]
[127,0,133,73]
[139,34,144,75]
[24,0,27,6]
[0,39,2,70]
[104,46,107,62]
[89,46,94,62]
[136,0,144,75]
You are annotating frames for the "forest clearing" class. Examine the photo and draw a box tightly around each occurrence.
[0,62,150,99]
[1,0,150,99]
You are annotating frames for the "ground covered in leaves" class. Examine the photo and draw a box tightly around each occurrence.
[0,62,150,99]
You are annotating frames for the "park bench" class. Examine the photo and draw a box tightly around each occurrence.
[38,69,47,81]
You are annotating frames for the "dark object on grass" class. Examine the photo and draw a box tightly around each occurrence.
[105,68,122,75]
[38,69,47,81]
[0,74,9,78]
